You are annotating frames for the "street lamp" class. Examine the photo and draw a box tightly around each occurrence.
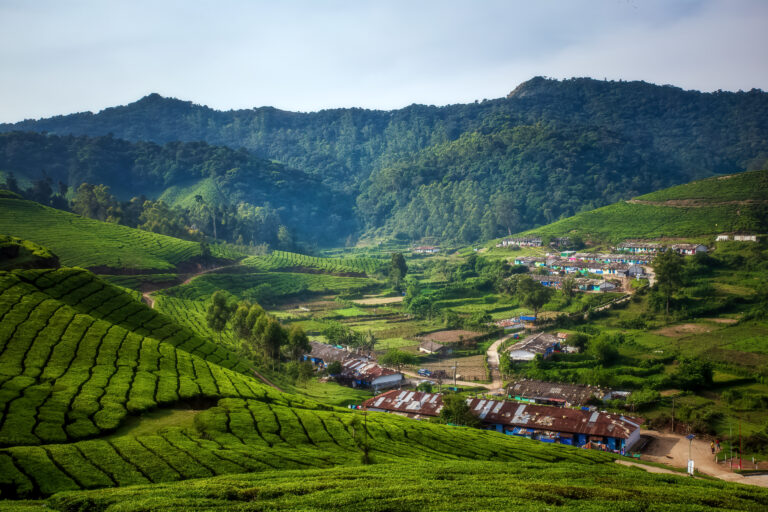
[686,434,696,476]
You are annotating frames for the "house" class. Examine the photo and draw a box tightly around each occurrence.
[419,340,450,356]
[670,243,707,255]
[550,237,571,248]
[627,264,645,278]
[529,274,562,288]
[513,256,546,267]
[733,233,758,242]
[305,342,402,391]
[507,379,610,407]
[616,241,663,254]
[499,237,543,248]
[716,234,730,241]
[507,332,560,361]
[363,390,644,452]
[599,281,618,292]
[575,278,602,292]
[413,246,440,254]
[494,318,524,331]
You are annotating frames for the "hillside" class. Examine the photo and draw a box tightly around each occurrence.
[0,132,356,245]
[2,77,768,243]
[0,197,203,271]
[514,169,768,243]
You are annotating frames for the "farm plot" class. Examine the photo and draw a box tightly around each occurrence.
[0,397,617,498]
[242,250,385,276]
[160,271,380,304]
[0,269,274,446]
[0,198,201,271]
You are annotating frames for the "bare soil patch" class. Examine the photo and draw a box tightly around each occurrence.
[421,354,488,381]
[419,329,485,344]
[654,323,714,338]
[706,317,739,325]
[353,296,404,305]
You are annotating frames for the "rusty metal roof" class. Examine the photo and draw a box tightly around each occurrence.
[507,379,610,406]
[363,391,643,439]
[507,332,559,355]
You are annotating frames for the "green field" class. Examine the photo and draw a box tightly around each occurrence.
[0,198,202,270]
[242,250,385,276]
[514,169,768,242]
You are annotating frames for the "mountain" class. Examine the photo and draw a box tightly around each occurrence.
[512,169,768,243]
[2,77,768,243]
[0,132,357,245]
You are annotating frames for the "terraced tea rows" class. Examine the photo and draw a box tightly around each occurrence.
[161,271,379,304]
[0,269,270,446]
[0,397,615,498]
[33,460,768,512]
[242,250,384,276]
[0,198,201,271]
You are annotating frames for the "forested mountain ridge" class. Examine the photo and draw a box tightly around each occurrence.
[0,131,356,245]
[2,77,768,243]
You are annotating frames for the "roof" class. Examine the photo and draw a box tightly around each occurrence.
[617,241,662,249]
[362,389,443,418]
[308,341,350,363]
[363,391,643,439]
[508,379,609,405]
[419,340,446,352]
[507,332,559,355]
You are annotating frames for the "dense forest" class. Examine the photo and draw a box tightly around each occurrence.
[0,132,356,246]
[2,77,767,244]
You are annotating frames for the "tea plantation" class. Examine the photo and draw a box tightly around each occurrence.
[242,250,385,276]
[0,198,201,271]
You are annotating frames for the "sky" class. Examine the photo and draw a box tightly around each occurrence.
[1,0,767,122]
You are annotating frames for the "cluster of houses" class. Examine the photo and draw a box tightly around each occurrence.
[304,342,403,391]
[614,241,708,255]
[716,232,758,242]
[496,237,543,248]
[363,389,642,453]
[412,246,440,254]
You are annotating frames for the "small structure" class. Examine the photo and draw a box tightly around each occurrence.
[498,237,543,248]
[413,246,440,254]
[507,332,560,362]
[419,340,450,356]
[670,243,708,255]
[507,379,609,407]
[733,233,758,242]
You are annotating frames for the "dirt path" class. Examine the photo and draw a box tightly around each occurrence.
[252,369,284,392]
[141,264,234,309]
[615,459,682,475]
[641,429,768,487]
[486,334,514,392]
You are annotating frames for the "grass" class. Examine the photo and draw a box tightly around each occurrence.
[637,169,768,202]
[0,198,201,271]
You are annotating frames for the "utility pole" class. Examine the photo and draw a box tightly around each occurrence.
[453,360,458,388]
[739,418,743,470]
[671,397,675,433]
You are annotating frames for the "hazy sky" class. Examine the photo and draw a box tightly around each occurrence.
[1,0,767,122]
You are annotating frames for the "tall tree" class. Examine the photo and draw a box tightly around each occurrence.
[206,291,234,343]
[517,276,554,318]
[439,393,480,427]
[653,250,683,316]
[389,252,408,290]
[286,325,311,361]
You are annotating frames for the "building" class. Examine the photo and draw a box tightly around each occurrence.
[498,237,543,248]
[616,241,663,254]
[733,233,758,242]
[716,234,730,241]
[670,243,708,255]
[419,340,450,356]
[363,390,643,452]
[305,342,403,391]
[507,332,560,361]
[413,246,440,254]
[507,379,610,407]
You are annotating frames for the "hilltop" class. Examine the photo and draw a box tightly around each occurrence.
[512,169,768,243]
[2,77,768,243]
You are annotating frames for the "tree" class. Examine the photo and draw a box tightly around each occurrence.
[326,360,343,376]
[286,325,311,361]
[674,358,713,390]
[588,335,619,365]
[206,291,234,343]
[561,275,577,304]
[296,361,314,387]
[653,250,683,316]
[261,316,288,368]
[379,349,416,372]
[417,381,433,392]
[439,393,480,427]
[389,253,408,290]
[518,276,554,318]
